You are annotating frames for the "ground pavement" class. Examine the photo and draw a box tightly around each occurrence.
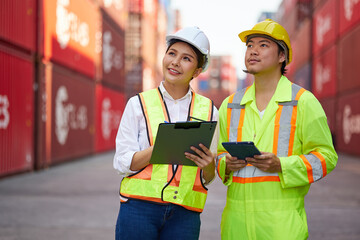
[0,151,359,240]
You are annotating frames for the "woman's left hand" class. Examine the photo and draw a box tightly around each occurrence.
[185,143,215,183]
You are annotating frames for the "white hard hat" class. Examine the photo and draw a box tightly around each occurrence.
[166,26,210,71]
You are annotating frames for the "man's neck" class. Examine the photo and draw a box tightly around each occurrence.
[253,72,282,111]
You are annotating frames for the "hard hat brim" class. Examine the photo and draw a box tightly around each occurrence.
[238,30,292,65]
[239,29,281,42]
[166,35,209,56]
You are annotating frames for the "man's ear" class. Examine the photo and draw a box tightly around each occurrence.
[279,51,286,64]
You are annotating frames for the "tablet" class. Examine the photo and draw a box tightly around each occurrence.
[150,121,217,166]
[222,141,261,159]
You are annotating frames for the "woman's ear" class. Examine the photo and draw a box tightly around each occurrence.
[192,68,203,79]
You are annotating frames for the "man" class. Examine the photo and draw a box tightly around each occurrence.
[216,19,337,240]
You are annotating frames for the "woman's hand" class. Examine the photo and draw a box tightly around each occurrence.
[185,143,215,184]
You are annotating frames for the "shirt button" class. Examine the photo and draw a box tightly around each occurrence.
[174,191,178,194]
[173,196,177,199]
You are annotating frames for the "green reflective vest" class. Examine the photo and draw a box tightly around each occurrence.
[120,87,214,212]
[217,76,337,239]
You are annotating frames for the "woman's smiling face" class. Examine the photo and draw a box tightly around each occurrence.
[162,41,202,87]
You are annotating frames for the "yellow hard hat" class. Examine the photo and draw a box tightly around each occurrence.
[238,19,292,65]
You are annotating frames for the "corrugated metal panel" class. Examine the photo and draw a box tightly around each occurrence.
[336,90,360,155]
[339,0,360,36]
[125,13,143,99]
[338,24,360,94]
[319,97,336,134]
[312,0,339,55]
[292,18,311,70]
[38,61,95,165]
[39,0,99,78]
[0,0,36,52]
[96,0,128,30]
[294,61,311,91]
[312,45,337,99]
[97,14,125,90]
[0,45,34,176]
[95,84,125,152]
[129,0,143,13]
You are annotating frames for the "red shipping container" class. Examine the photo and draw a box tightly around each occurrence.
[339,0,360,36]
[39,62,95,164]
[294,62,311,91]
[129,0,143,13]
[97,14,125,90]
[96,0,128,30]
[336,90,360,156]
[338,24,360,94]
[95,85,125,152]
[0,45,34,176]
[312,0,339,55]
[0,0,36,52]
[39,0,99,78]
[312,45,337,99]
[319,97,336,134]
[292,18,311,70]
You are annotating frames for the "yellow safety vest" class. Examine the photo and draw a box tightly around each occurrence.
[120,87,214,212]
[216,76,337,239]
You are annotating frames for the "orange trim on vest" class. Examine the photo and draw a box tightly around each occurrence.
[157,90,169,123]
[193,168,207,194]
[273,105,283,155]
[288,88,306,156]
[138,93,153,146]
[189,91,195,118]
[233,176,280,183]
[288,105,297,156]
[169,165,182,187]
[207,102,212,121]
[237,108,245,142]
[311,151,327,177]
[227,93,235,140]
[300,155,314,183]
[121,193,204,212]
[129,164,153,180]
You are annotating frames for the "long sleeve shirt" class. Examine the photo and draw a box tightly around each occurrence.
[113,82,219,180]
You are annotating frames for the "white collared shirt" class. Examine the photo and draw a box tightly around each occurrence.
[113,82,219,179]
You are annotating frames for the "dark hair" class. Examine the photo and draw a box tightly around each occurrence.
[278,45,287,75]
[166,39,205,69]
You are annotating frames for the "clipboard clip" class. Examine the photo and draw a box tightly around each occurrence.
[188,116,206,122]
[174,121,201,129]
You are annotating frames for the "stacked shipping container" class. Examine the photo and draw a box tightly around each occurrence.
[0,0,36,175]
[0,0,140,177]
[0,0,175,177]
[276,0,360,156]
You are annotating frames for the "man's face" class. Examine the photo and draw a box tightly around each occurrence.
[244,36,285,75]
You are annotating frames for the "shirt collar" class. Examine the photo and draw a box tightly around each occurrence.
[241,75,292,105]
[159,81,193,101]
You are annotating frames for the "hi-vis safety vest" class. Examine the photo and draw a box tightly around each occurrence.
[120,87,214,212]
[218,83,308,183]
[216,76,337,240]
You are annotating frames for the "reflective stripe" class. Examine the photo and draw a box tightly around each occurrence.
[216,152,227,180]
[300,151,327,183]
[274,84,305,157]
[226,83,306,183]
[227,87,249,142]
[121,89,213,212]
[233,165,280,183]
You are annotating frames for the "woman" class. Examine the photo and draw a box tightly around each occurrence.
[113,26,219,240]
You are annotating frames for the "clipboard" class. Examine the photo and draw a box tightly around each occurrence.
[222,141,261,159]
[150,121,217,166]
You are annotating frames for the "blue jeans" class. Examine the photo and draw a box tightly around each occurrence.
[115,199,201,240]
